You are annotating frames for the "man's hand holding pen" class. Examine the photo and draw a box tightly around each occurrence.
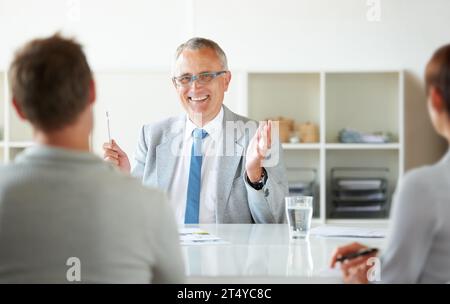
[102,111,131,173]
[103,140,131,173]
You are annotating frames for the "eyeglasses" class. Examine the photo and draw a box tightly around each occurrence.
[172,71,228,87]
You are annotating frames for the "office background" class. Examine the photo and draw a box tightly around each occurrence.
[0,0,449,223]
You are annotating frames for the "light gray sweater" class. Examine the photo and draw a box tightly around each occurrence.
[0,145,185,283]
[381,149,450,283]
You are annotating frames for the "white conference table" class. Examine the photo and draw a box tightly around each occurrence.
[181,224,386,284]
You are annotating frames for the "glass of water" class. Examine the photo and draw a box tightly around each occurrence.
[285,196,313,239]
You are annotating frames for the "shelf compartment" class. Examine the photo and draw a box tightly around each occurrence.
[326,150,399,220]
[284,150,321,218]
[248,73,321,143]
[9,96,33,143]
[325,72,400,144]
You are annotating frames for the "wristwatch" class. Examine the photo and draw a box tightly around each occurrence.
[246,168,268,190]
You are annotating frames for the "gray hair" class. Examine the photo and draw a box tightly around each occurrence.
[173,37,228,75]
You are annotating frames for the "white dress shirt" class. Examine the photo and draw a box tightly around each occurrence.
[168,107,224,224]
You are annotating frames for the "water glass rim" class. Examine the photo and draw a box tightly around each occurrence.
[285,195,313,207]
[285,195,313,200]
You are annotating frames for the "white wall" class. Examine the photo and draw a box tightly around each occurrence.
[1,0,449,169]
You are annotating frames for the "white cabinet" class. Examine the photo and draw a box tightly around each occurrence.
[244,71,404,224]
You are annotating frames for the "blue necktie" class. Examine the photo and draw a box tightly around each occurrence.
[185,128,208,224]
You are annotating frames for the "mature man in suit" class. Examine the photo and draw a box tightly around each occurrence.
[103,37,289,224]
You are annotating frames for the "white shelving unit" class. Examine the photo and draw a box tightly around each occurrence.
[244,70,404,225]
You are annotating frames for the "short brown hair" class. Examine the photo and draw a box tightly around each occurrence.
[9,34,92,132]
[425,44,450,113]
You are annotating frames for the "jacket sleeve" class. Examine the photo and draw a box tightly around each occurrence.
[243,141,289,223]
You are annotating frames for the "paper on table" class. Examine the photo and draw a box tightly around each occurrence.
[179,227,229,245]
[310,225,387,238]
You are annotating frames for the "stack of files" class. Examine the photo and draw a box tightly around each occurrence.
[338,128,390,144]
[332,178,387,215]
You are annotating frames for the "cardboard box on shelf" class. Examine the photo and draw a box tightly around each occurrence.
[297,122,319,143]
[265,116,294,143]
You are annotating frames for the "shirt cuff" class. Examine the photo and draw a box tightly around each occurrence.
[245,168,268,191]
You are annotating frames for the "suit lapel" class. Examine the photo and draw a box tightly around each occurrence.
[156,116,185,192]
[216,106,246,223]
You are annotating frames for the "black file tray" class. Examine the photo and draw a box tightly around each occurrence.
[330,167,389,219]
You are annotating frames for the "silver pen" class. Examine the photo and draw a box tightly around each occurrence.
[106,111,111,143]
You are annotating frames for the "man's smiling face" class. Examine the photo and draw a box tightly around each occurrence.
[173,47,231,126]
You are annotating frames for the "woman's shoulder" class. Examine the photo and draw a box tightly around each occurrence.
[399,155,450,200]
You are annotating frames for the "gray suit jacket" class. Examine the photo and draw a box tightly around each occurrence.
[131,105,289,223]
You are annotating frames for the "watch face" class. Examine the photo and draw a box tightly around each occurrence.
[252,181,264,190]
